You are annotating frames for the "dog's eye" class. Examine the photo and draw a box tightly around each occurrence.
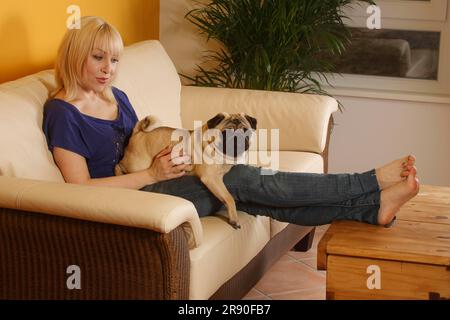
[207,113,226,129]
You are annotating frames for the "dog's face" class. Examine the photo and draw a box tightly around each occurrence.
[206,112,257,158]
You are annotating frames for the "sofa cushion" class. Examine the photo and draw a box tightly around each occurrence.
[113,40,183,128]
[189,212,270,300]
[0,71,64,181]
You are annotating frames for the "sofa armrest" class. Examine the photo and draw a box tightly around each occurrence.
[0,176,203,249]
[180,86,338,154]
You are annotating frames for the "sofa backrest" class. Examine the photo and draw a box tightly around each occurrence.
[0,71,64,181]
[113,40,182,128]
[0,40,182,181]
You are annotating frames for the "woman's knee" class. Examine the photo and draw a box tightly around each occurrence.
[141,175,223,217]
[141,175,206,196]
[224,164,259,184]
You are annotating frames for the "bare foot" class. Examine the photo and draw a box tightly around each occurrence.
[375,155,416,190]
[377,167,420,226]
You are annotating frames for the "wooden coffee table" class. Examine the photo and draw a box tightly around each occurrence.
[317,185,450,300]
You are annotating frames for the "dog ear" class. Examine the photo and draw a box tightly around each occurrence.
[207,113,226,129]
[245,115,257,130]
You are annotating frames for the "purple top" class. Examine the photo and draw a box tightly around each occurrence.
[42,87,139,178]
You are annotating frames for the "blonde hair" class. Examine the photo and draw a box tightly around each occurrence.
[51,16,124,103]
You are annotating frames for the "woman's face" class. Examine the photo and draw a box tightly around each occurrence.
[81,47,119,93]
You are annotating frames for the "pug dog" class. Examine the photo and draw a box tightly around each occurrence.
[115,112,257,229]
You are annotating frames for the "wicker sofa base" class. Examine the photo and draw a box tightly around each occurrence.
[0,208,190,300]
[0,207,314,300]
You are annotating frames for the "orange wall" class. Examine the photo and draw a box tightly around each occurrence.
[0,0,159,83]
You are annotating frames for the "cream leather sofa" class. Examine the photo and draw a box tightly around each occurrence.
[0,40,338,300]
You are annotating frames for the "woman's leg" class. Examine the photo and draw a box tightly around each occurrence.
[141,164,380,216]
[231,167,419,226]
[235,191,380,226]
[140,170,381,225]
[140,159,417,226]
[140,175,224,217]
[222,164,380,207]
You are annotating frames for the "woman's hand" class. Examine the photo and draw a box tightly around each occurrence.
[147,145,191,183]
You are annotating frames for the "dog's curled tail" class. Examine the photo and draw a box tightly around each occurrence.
[133,115,161,134]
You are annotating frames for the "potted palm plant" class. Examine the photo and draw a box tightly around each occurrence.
[183,0,375,111]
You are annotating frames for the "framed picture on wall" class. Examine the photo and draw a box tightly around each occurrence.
[317,0,450,103]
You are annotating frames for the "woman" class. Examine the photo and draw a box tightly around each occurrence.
[43,16,419,228]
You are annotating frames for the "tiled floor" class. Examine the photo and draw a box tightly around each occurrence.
[243,224,330,300]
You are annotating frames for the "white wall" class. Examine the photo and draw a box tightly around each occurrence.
[160,0,450,187]
[330,96,450,187]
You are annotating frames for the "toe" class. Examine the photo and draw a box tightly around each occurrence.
[404,176,420,198]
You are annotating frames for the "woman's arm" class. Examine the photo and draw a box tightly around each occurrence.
[52,146,190,190]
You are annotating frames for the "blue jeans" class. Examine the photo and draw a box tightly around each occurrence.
[140,164,381,226]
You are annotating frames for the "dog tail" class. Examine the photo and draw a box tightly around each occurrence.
[133,115,161,134]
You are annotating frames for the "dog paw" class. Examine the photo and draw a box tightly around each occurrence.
[229,221,241,230]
